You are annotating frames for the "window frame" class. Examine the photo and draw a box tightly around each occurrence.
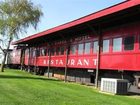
[112,37,122,52]
[36,48,40,57]
[56,47,60,55]
[84,42,91,55]
[50,48,55,56]
[70,44,77,55]
[60,46,65,55]
[102,39,110,53]
[40,47,47,56]
[78,43,84,55]
[93,40,99,54]
[123,35,135,51]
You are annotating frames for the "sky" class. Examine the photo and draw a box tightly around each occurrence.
[19,0,125,39]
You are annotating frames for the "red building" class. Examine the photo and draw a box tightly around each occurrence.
[13,0,140,89]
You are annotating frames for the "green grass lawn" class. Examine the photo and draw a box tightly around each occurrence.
[0,69,139,105]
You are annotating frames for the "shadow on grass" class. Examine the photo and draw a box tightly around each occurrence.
[127,92,140,95]
[0,75,60,82]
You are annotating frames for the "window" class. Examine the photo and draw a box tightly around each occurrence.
[33,49,36,57]
[113,38,122,52]
[93,41,98,53]
[124,36,134,51]
[46,49,48,56]
[78,43,84,55]
[25,49,29,55]
[56,47,60,55]
[36,48,40,57]
[103,39,110,53]
[85,42,91,54]
[47,49,50,56]
[70,45,76,55]
[51,48,55,56]
[40,47,47,56]
[60,47,65,55]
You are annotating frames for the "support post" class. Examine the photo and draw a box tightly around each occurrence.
[121,70,124,79]
[34,48,38,74]
[20,48,25,70]
[27,47,30,72]
[64,46,69,82]
[47,44,51,78]
[95,27,102,89]
[95,45,99,88]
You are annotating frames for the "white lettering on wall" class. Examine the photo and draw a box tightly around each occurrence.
[83,59,89,66]
[56,60,58,65]
[71,59,75,65]
[67,60,70,65]
[47,60,49,65]
[93,59,97,66]
[77,59,82,66]
[59,60,63,65]
[44,58,97,67]
[43,60,46,64]
[51,60,54,64]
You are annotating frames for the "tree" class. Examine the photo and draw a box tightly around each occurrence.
[0,0,43,72]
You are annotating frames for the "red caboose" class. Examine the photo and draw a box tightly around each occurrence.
[8,47,21,68]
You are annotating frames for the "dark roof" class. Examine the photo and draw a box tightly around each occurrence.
[13,0,140,45]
